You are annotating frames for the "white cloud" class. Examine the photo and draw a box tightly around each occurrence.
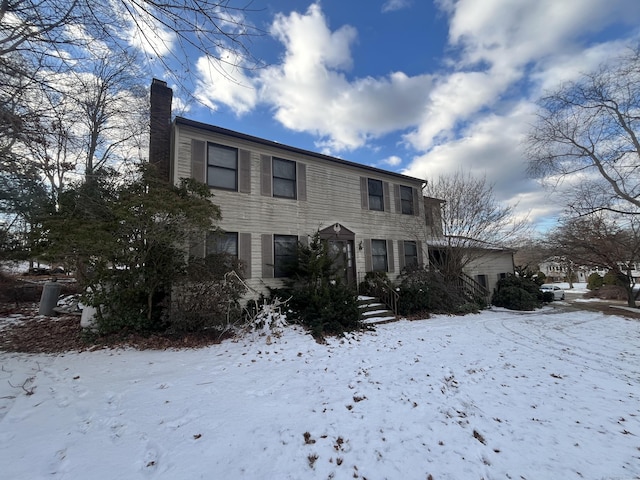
[404,101,545,217]
[382,0,412,13]
[258,3,434,151]
[382,155,402,167]
[194,49,258,115]
[404,69,518,150]
[117,1,175,57]
[444,0,638,69]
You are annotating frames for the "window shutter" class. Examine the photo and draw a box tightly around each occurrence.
[297,163,307,201]
[383,182,390,212]
[397,240,405,270]
[394,185,401,214]
[413,187,420,216]
[189,233,205,258]
[260,155,272,196]
[386,240,395,273]
[298,234,308,248]
[239,233,251,279]
[360,177,369,209]
[364,238,372,272]
[417,241,424,266]
[239,150,251,193]
[261,234,274,278]
[191,139,206,183]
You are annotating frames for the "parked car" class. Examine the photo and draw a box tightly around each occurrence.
[540,284,565,301]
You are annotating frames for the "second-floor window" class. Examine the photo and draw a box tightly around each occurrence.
[273,158,296,199]
[208,143,238,190]
[400,186,414,215]
[371,239,388,272]
[368,179,384,211]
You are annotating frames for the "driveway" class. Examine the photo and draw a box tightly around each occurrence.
[555,289,640,319]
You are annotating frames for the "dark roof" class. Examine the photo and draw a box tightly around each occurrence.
[174,116,425,184]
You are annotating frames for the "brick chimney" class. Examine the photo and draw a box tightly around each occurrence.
[149,79,173,182]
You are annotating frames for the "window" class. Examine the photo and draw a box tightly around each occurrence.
[274,235,297,277]
[425,207,433,226]
[273,158,296,199]
[400,186,414,215]
[371,239,388,272]
[368,179,384,211]
[403,241,418,267]
[207,232,238,257]
[208,143,237,190]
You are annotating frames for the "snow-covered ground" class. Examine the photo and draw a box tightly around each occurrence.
[1,306,639,479]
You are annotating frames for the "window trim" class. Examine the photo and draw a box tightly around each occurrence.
[403,240,418,267]
[272,157,297,199]
[207,143,238,191]
[371,239,388,272]
[368,178,384,212]
[400,185,414,215]
[207,231,239,257]
[274,234,298,278]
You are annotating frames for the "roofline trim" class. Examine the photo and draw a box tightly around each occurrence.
[174,116,424,183]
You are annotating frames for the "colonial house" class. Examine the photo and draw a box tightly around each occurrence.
[149,79,513,302]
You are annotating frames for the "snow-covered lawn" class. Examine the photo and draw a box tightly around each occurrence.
[1,308,639,479]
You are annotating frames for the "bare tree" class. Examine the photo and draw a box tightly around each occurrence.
[69,51,148,181]
[15,51,147,206]
[512,238,551,276]
[419,170,530,282]
[0,0,263,88]
[526,47,640,216]
[549,213,640,306]
[0,0,263,165]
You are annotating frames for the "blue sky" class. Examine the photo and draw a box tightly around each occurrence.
[156,0,640,232]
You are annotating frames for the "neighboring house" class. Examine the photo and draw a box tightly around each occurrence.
[540,258,639,283]
[148,79,514,300]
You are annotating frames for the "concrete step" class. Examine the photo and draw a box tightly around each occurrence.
[357,295,397,324]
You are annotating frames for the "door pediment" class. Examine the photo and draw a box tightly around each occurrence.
[319,223,355,241]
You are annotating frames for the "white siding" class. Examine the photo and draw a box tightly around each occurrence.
[463,251,515,295]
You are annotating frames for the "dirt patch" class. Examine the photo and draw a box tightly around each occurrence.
[0,303,232,353]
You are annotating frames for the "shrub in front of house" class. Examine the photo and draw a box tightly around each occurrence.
[603,270,628,287]
[396,266,478,316]
[164,254,247,336]
[584,284,627,300]
[492,275,543,311]
[587,273,604,290]
[396,268,431,316]
[278,281,361,339]
[270,232,362,340]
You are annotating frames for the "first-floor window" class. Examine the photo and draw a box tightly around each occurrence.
[274,235,297,277]
[207,231,238,256]
[403,241,418,267]
[371,239,388,272]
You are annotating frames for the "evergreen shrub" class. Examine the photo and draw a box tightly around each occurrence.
[587,273,604,290]
[395,266,479,316]
[492,275,543,311]
[270,232,362,340]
